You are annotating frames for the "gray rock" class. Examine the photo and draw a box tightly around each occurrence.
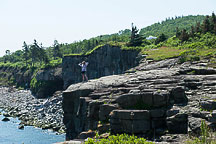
[170,86,187,104]
[99,104,117,121]
[188,117,204,134]
[200,100,216,111]
[2,117,10,121]
[167,113,188,134]
[88,101,103,120]
[153,91,169,107]
[110,110,151,134]
[78,131,96,139]
[166,109,180,117]
[150,109,165,118]
[18,124,24,130]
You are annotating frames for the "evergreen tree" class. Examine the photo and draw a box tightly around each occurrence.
[195,22,201,33]
[30,40,39,67]
[39,43,49,65]
[155,33,167,44]
[190,26,195,37]
[211,12,216,23]
[4,50,10,63]
[179,29,189,42]
[202,16,211,33]
[214,23,216,34]
[53,40,62,59]
[128,23,143,46]
[210,12,216,33]
[22,41,29,66]
[176,27,181,38]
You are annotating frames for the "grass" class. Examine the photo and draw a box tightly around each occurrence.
[142,46,185,61]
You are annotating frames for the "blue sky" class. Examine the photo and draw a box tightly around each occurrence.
[0,0,216,56]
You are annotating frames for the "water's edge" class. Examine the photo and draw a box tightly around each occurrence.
[0,109,65,144]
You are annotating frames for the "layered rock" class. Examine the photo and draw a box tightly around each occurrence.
[62,58,216,141]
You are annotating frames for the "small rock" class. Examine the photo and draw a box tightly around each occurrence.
[3,113,10,117]
[18,125,24,130]
[78,131,96,139]
[2,117,10,121]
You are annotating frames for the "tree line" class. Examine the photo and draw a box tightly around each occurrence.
[176,12,216,42]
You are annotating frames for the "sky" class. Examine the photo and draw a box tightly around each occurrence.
[0,0,216,57]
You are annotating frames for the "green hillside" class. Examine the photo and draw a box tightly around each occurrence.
[139,15,205,37]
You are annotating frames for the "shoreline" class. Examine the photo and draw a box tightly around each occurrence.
[0,86,65,134]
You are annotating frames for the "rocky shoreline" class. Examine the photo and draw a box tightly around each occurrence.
[0,87,65,134]
[1,57,216,144]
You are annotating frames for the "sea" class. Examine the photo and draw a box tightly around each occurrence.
[0,109,65,144]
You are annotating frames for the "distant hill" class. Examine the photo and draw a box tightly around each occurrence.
[139,15,205,37]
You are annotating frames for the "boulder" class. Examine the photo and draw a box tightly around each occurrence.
[200,100,216,111]
[170,86,187,104]
[188,117,204,134]
[2,117,10,121]
[88,101,104,120]
[18,124,24,130]
[99,104,117,121]
[78,131,96,139]
[153,91,169,107]
[167,113,188,134]
[110,110,151,134]
[208,110,216,123]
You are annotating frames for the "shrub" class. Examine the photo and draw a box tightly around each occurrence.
[85,134,154,144]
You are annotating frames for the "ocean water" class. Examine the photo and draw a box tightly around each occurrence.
[0,110,65,144]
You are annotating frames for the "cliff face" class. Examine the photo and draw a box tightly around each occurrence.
[30,67,63,98]
[62,44,140,89]
[0,66,32,87]
[62,58,216,141]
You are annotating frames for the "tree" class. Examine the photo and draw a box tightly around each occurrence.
[179,29,189,42]
[195,22,202,33]
[22,41,29,66]
[4,50,10,63]
[29,39,42,67]
[210,12,216,33]
[155,33,167,44]
[176,27,181,38]
[202,16,211,33]
[190,26,195,37]
[53,40,62,59]
[128,23,143,46]
[214,23,216,34]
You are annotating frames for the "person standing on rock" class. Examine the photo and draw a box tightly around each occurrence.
[78,61,89,82]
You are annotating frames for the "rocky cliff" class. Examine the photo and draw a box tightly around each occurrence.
[62,58,216,142]
[30,67,63,98]
[0,66,32,87]
[62,44,140,89]
[30,44,140,98]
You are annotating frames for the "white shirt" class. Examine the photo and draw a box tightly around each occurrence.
[79,62,88,72]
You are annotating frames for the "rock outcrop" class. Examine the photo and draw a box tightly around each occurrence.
[62,58,216,142]
[30,44,140,98]
[31,67,63,98]
[62,44,140,89]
